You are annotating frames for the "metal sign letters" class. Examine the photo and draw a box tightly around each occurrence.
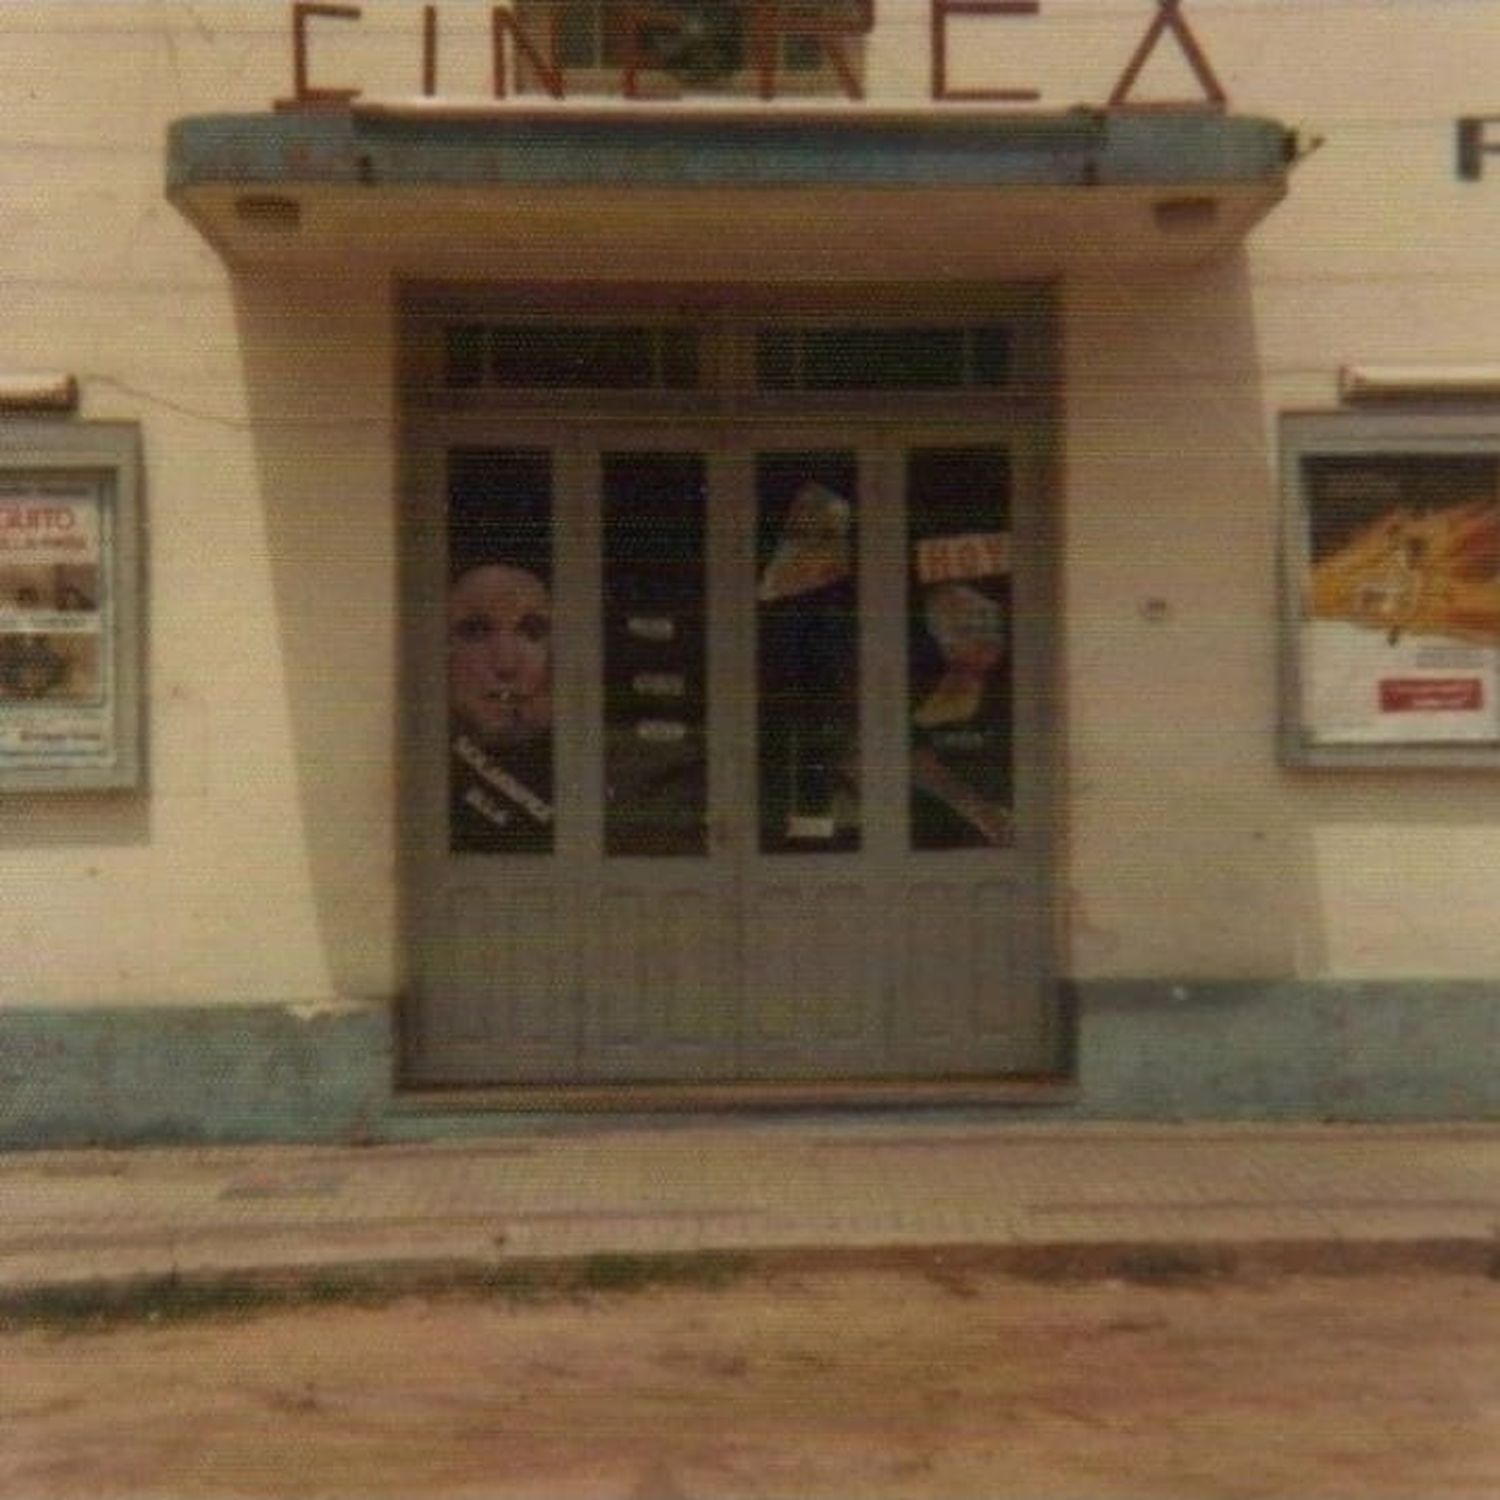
[280,0,1230,110]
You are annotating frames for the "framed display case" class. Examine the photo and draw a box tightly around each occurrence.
[0,422,143,791]
[1281,410,1500,767]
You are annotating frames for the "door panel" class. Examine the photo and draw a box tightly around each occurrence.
[446,448,557,856]
[582,441,741,1082]
[425,883,581,1073]
[590,885,733,1044]
[404,421,1056,1087]
[753,450,862,854]
[898,878,1032,1059]
[737,445,888,1077]
[972,880,1037,1039]
[600,451,710,858]
[742,881,883,1066]
[906,446,1015,852]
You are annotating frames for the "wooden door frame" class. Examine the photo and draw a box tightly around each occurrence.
[395,308,1069,1103]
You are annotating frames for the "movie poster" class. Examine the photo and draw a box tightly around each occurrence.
[907,448,1014,849]
[446,449,556,853]
[0,477,113,773]
[1301,454,1500,745]
[755,453,861,854]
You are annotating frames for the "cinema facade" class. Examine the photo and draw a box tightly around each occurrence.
[3,0,1500,1146]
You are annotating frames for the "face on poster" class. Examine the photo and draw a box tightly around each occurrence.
[446,449,557,854]
[1301,454,1500,746]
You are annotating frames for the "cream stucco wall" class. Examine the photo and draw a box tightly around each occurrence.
[3,1,1500,1018]
[1063,1,1500,979]
[0,4,399,1009]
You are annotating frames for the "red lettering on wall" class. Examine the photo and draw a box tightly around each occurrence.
[422,4,438,95]
[1458,116,1500,181]
[491,6,564,98]
[931,0,1041,105]
[281,1,362,111]
[621,6,673,100]
[277,0,1237,113]
[1108,0,1226,111]
[754,0,873,102]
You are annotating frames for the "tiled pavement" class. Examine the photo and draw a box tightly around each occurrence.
[2,1121,1497,1292]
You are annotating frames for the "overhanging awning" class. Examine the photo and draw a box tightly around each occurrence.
[166,103,1294,279]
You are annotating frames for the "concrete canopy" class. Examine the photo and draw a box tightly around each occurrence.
[166,103,1294,280]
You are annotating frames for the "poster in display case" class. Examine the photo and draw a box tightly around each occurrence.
[0,423,142,791]
[1282,411,1500,766]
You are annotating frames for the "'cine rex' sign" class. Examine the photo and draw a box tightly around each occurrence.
[280,0,1230,110]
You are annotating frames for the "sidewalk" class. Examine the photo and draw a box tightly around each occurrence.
[2,1120,1498,1295]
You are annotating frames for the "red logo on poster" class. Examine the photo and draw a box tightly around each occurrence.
[1379,678,1484,713]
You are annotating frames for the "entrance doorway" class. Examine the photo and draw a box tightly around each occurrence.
[399,311,1060,1092]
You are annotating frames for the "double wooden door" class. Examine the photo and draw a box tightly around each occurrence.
[403,421,1057,1087]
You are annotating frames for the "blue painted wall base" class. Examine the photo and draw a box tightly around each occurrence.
[1068,981,1500,1121]
[3,981,1498,1148]
[0,1005,390,1149]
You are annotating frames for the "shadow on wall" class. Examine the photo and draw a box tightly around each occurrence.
[0,789,148,850]
[1061,250,1329,978]
[231,274,401,1010]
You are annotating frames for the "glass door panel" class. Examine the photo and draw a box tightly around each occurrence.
[408,420,1055,1088]
[906,446,1014,850]
[601,451,709,857]
[445,448,557,855]
[754,451,861,854]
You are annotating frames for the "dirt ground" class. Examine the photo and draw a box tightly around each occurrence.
[2,1264,1497,1500]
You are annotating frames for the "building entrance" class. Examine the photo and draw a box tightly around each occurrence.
[401,330,1059,1091]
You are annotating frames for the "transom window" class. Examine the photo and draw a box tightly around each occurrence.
[438,322,1019,395]
[756,326,1012,392]
[445,325,701,391]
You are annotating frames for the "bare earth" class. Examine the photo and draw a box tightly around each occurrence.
[2,1267,1497,1500]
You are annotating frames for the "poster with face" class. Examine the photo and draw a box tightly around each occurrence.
[446,449,556,853]
[1301,454,1500,745]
